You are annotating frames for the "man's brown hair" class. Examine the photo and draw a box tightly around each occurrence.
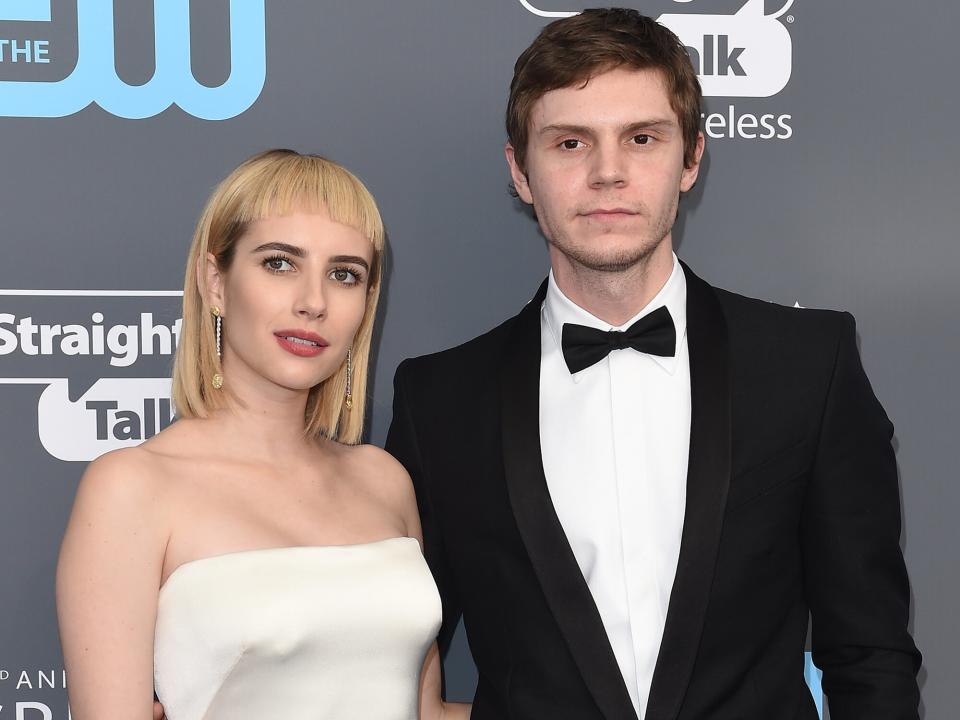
[506,8,702,172]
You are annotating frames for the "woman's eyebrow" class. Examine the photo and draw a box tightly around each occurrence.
[251,241,306,257]
[330,255,370,271]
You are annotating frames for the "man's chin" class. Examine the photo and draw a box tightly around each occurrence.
[555,240,661,274]
[583,259,647,273]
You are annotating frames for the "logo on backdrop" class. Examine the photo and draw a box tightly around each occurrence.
[517,0,795,139]
[0,289,182,461]
[0,0,266,120]
[0,668,68,720]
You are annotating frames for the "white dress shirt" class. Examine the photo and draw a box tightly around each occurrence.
[539,255,691,717]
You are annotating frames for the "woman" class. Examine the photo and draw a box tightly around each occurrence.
[56,150,470,720]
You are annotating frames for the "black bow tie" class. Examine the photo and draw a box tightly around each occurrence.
[561,306,676,375]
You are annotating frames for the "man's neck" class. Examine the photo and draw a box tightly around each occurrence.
[550,241,675,326]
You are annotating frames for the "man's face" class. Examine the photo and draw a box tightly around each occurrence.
[506,66,704,274]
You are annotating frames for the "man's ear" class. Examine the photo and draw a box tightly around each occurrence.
[680,131,705,192]
[199,252,226,314]
[505,143,534,205]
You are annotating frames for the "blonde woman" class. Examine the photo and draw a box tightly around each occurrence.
[56,150,470,720]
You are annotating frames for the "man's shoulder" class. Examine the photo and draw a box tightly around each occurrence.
[396,295,537,384]
[708,282,854,357]
[712,283,849,332]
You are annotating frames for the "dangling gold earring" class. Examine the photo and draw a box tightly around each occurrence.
[211,306,224,390]
[344,347,353,410]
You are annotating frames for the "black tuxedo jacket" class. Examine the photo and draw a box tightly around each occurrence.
[385,262,921,720]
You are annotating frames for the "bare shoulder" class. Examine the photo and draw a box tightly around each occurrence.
[78,445,164,504]
[328,442,420,533]
[59,445,170,585]
[338,443,413,495]
[347,443,410,478]
[74,418,233,519]
[66,446,171,543]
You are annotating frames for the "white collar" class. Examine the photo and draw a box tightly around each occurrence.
[542,253,688,381]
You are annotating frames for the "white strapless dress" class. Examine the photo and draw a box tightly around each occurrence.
[154,537,442,720]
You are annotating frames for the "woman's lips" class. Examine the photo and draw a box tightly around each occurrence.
[274,330,329,358]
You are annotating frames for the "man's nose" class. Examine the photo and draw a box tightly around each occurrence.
[588,142,628,188]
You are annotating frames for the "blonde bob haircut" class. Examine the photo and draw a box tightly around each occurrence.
[172,149,385,445]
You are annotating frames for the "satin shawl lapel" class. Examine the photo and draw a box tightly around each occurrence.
[644,262,732,720]
[499,279,638,720]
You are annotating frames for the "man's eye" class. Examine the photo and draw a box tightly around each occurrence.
[560,139,583,150]
[633,134,652,145]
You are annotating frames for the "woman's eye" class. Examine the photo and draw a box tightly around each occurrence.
[264,256,293,273]
[633,134,652,145]
[330,268,360,285]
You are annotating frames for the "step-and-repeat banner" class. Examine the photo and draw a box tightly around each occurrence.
[1,1,955,717]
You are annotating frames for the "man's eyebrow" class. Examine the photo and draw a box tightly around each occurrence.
[622,119,677,133]
[330,255,370,271]
[251,241,306,257]
[538,119,677,137]
[539,124,593,137]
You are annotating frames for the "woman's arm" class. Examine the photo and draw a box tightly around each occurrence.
[420,642,471,720]
[56,449,167,720]
[369,446,472,720]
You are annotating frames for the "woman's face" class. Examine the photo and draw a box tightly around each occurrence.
[207,209,374,398]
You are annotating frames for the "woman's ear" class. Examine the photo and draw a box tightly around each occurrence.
[199,252,226,314]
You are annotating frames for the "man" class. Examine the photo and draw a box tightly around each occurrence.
[385,8,921,720]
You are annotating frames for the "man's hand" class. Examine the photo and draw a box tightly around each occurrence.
[153,701,165,720]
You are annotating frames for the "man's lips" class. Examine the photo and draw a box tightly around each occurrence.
[274,330,329,357]
[580,208,639,219]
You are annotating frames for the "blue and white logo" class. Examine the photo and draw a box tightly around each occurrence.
[0,288,183,461]
[0,0,266,120]
[517,0,795,98]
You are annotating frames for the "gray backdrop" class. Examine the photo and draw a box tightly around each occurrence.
[0,1,955,718]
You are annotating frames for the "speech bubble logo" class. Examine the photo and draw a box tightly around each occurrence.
[0,289,181,460]
[516,0,795,98]
[37,377,173,461]
[661,0,793,97]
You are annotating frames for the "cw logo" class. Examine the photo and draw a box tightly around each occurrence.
[517,0,794,98]
[0,0,266,120]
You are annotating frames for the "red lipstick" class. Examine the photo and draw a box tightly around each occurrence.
[274,330,329,358]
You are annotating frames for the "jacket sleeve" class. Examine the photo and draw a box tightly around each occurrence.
[802,312,922,718]
[385,360,464,664]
